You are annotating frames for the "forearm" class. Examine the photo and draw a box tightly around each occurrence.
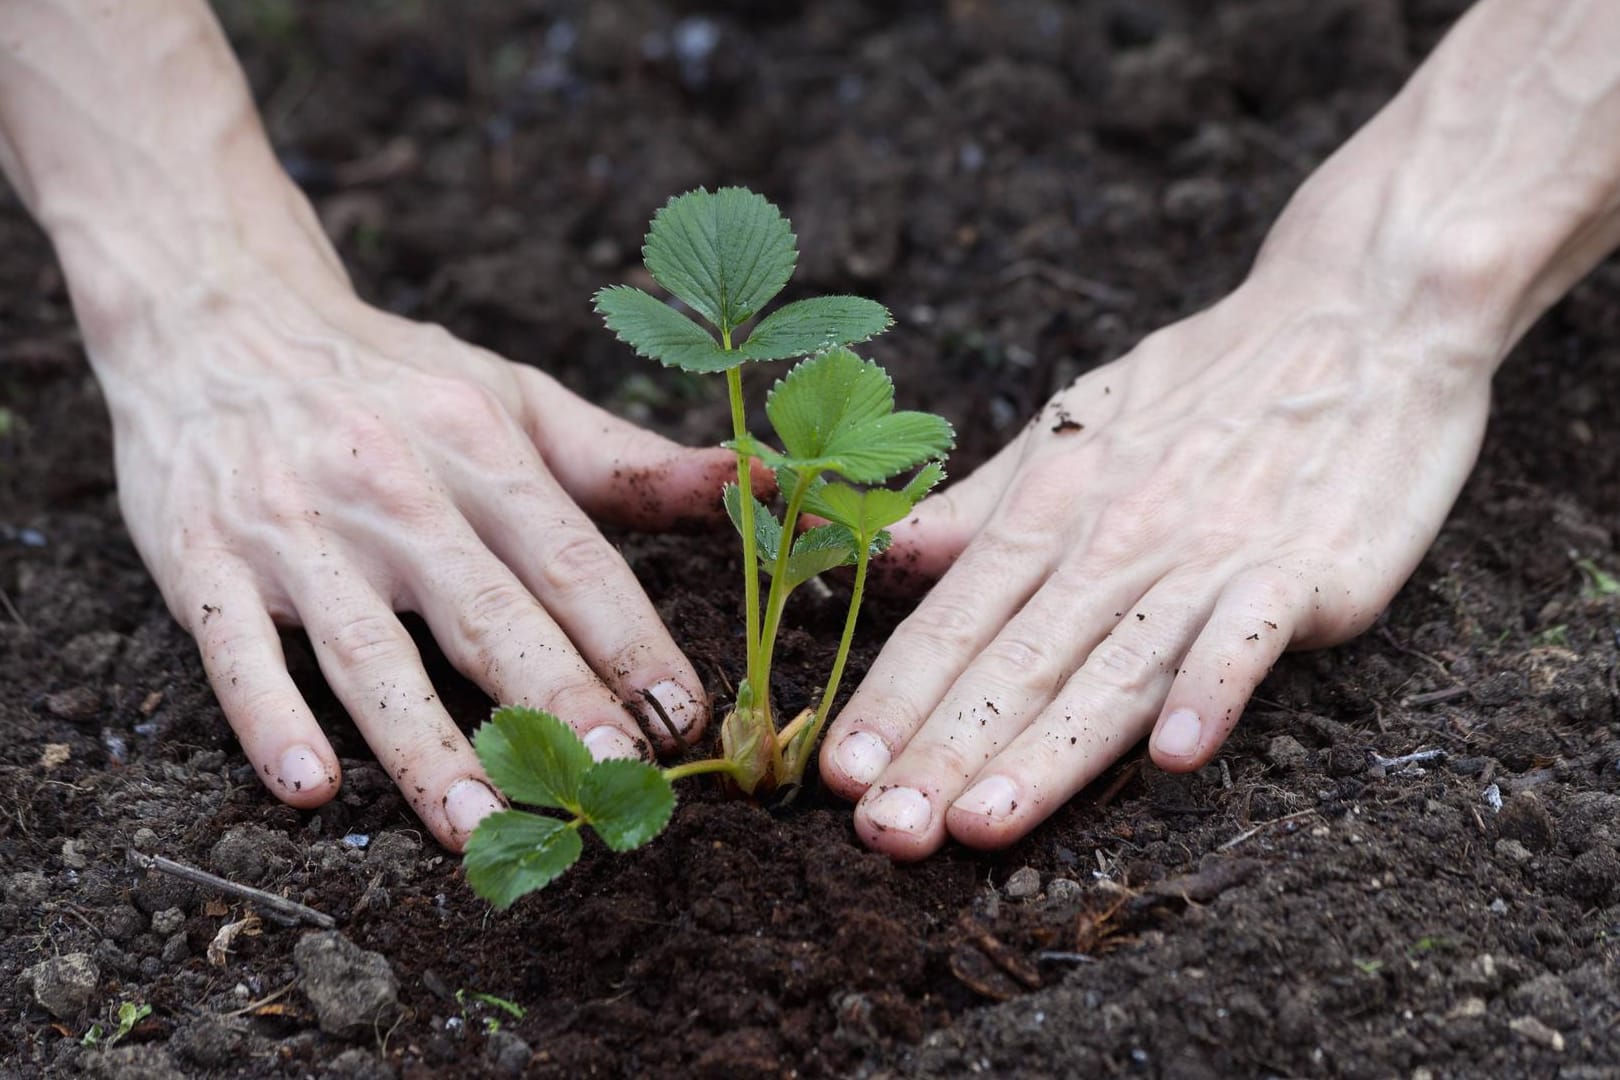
[0,0,347,363]
[1252,0,1620,368]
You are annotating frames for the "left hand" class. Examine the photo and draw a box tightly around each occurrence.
[817,277,1494,858]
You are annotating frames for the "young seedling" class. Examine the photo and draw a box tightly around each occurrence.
[463,188,951,908]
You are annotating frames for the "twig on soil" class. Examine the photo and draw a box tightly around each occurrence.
[1367,748,1446,771]
[1217,808,1318,852]
[0,583,28,630]
[996,259,1135,306]
[129,852,336,929]
[1400,686,1469,708]
[218,981,297,1019]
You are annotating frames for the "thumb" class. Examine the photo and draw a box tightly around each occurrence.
[515,365,772,529]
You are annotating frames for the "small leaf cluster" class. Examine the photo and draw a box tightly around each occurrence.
[465,706,674,910]
[729,346,949,565]
[595,187,892,368]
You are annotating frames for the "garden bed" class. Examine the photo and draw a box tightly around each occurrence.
[3,1,1619,1076]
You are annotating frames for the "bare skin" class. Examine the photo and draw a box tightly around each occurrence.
[820,0,1620,858]
[0,1,740,850]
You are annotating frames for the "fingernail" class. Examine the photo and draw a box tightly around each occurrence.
[1156,709,1202,758]
[954,775,1019,820]
[835,731,891,786]
[278,744,329,794]
[444,778,504,836]
[864,786,932,834]
[583,725,642,761]
[644,680,701,735]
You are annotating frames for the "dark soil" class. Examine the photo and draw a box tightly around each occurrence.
[5,1,1620,1077]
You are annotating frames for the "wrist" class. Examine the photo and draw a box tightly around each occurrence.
[50,168,353,368]
[1242,0,1620,377]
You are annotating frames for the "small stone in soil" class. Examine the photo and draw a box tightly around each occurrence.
[1508,1015,1566,1052]
[484,1030,533,1076]
[1495,838,1533,864]
[1265,735,1312,771]
[82,1044,185,1080]
[1046,877,1083,904]
[1496,792,1558,851]
[25,952,99,1019]
[151,907,185,936]
[44,685,99,721]
[1005,867,1042,899]
[320,1047,396,1079]
[294,931,402,1038]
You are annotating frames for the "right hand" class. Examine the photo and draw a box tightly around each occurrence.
[99,279,739,849]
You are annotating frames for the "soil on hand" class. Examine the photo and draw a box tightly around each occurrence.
[4,1,1619,1077]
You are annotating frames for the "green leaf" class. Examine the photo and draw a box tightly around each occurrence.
[764,348,954,483]
[804,483,916,538]
[593,286,737,373]
[577,759,677,852]
[902,461,947,503]
[643,187,796,334]
[722,482,782,562]
[463,811,583,910]
[473,706,592,812]
[736,296,892,361]
[783,524,860,588]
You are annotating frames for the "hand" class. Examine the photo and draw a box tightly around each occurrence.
[104,281,737,849]
[818,280,1494,858]
[818,0,1620,859]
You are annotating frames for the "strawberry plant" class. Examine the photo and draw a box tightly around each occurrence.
[464,188,951,908]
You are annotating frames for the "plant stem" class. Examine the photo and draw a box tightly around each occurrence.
[800,539,871,754]
[754,474,808,707]
[662,757,744,784]
[722,344,762,690]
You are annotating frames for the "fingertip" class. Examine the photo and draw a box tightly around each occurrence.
[819,728,891,801]
[265,742,342,809]
[638,677,709,751]
[853,784,943,861]
[945,774,1026,851]
[1149,707,1208,772]
[442,776,506,852]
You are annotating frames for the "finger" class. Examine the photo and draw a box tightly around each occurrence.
[818,519,1062,804]
[942,576,1217,851]
[422,426,710,749]
[1150,567,1304,772]
[287,562,503,851]
[184,564,341,809]
[848,567,1156,859]
[399,530,668,758]
[875,430,1028,588]
[513,365,754,528]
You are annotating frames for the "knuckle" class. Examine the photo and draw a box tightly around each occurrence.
[539,679,617,726]
[252,468,312,523]
[899,595,984,660]
[1081,634,1160,696]
[1238,565,1301,616]
[323,611,406,672]
[912,739,977,784]
[539,529,624,596]
[452,581,539,664]
[998,458,1079,535]
[429,378,513,438]
[979,632,1056,685]
[1087,499,1165,563]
